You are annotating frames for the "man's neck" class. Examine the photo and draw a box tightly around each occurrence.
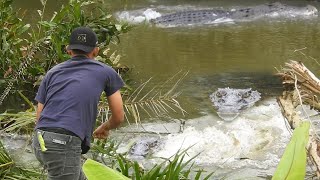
[72,54,94,59]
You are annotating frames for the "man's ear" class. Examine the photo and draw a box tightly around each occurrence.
[66,45,72,55]
[93,47,100,57]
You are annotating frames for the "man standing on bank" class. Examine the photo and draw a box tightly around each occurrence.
[32,27,125,180]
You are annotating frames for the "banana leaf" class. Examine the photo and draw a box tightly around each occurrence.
[82,159,131,180]
[272,121,310,180]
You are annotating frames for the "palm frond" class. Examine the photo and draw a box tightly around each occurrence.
[98,71,188,125]
[0,111,35,134]
[0,140,44,179]
[0,88,36,134]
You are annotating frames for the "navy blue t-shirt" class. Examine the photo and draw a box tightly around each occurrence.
[35,55,124,147]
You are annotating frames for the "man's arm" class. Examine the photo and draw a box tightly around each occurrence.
[93,90,124,139]
[36,102,44,123]
[104,90,124,129]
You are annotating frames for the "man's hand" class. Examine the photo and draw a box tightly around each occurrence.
[93,124,109,139]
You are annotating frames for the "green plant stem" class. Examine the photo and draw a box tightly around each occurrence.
[38,0,47,37]
[0,161,14,168]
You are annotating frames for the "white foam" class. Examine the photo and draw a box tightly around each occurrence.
[143,9,162,21]
[113,97,291,178]
[152,98,290,169]
[212,17,235,24]
[116,8,161,24]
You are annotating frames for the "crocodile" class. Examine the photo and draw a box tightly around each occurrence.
[209,88,261,121]
[151,2,318,26]
[129,137,159,158]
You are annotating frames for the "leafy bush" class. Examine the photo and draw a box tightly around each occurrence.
[0,0,131,106]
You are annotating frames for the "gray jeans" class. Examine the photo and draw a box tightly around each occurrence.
[32,129,86,180]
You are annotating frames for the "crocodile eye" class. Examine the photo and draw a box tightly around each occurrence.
[242,91,251,98]
[216,90,227,98]
[218,99,225,103]
[238,99,247,104]
[216,92,222,98]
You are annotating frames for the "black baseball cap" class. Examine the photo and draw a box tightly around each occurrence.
[67,27,98,53]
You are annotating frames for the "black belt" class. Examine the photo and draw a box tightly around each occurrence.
[38,127,79,138]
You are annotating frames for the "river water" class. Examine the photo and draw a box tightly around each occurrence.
[10,0,320,179]
[109,0,320,117]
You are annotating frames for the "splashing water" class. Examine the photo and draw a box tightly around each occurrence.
[115,3,318,27]
[116,8,161,23]
[115,98,291,178]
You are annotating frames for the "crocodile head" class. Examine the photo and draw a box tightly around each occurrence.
[129,138,159,158]
[209,88,261,121]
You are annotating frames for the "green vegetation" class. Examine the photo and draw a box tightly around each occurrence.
[83,159,131,180]
[1,0,312,179]
[272,121,310,180]
[0,140,44,180]
[0,0,130,106]
[0,0,205,179]
[0,0,30,106]
[0,0,185,127]
[88,141,213,180]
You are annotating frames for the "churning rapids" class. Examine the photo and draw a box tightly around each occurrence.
[113,98,292,179]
